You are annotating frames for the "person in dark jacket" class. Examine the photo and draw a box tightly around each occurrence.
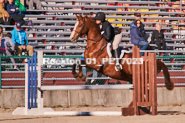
[6,0,25,25]
[131,13,145,36]
[130,20,149,56]
[94,12,122,71]
[151,23,166,55]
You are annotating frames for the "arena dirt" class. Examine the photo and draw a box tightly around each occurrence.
[0,105,184,123]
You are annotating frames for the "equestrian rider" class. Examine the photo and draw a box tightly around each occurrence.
[94,12,122,71]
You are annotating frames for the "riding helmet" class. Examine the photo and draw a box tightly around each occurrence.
[94,12,106,21]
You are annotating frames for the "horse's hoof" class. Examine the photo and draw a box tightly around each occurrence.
[76,77,81,81]
[81,76,86,81]
[73,73,78,78]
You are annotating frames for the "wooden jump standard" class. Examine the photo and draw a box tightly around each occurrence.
[122,46,157,116]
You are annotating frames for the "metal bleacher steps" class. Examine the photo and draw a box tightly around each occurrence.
[26,10,182,16]
[24,15,185,21]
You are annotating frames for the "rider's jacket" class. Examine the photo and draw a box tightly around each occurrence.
[101,20,121,42]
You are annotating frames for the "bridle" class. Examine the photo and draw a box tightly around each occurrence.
[74,17,104,50]
[74,18,87,39]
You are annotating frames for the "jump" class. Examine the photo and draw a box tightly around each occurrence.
[70,14,174,90]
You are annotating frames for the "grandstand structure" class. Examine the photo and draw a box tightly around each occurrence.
[1,0,185,88]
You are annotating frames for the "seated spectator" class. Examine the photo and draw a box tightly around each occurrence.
[0,32,19,70]
[6,0,25,25]
[0,0,10,25]
[131,13,149,42]
[151,23,166,55]
[130,20,149,56]
[15,0,26,13]
[0,26,3,41]
[11,22,33,56]
[26,0,42,10]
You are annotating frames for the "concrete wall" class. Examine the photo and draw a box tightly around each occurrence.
[0,88,185,108]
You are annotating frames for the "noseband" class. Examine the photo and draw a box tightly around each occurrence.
[74,18,87,38]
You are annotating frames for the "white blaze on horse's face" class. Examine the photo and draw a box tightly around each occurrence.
[70,21,79,42]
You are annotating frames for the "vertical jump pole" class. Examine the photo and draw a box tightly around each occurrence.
[28,60,30,109]
[31,56,34,108]
[34,52,37,108]
[38,51,43,109]
[132,46,138,115]
[25,63,28,114]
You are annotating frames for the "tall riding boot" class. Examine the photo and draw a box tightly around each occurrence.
[114,48,122,71]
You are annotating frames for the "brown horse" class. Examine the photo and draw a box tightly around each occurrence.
[70,14,174,90]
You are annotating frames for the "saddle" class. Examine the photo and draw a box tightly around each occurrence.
[107,42,130,59]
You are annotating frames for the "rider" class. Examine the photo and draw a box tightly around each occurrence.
[94,12,122,71]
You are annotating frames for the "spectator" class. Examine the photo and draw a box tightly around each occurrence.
[131,13,149,41]
[11,22,33,56]
[27,0,42,10]
[81,53,98,84]
[0,32,19,70]
[130,20,149,56]
[0,0,10,25]
[151,23,166,55]
[0,26,3,41]
[6,0,25,25]
[15,0,26,13]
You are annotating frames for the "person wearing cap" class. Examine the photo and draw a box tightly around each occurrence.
[11,22,34,56]
[94,12,122,71]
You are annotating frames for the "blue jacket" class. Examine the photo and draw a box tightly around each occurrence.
[6,3,19,16]
[11,28,28,46]
[131,20,145,33]
[130,23,144,45]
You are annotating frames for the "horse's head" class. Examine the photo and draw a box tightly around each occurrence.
[70,14,89,42]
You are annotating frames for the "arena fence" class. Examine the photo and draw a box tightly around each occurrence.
[1,53,185,88]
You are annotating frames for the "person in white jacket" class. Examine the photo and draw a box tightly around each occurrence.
[0,32,19,70]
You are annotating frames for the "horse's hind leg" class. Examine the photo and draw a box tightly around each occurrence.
[72,64,81,81]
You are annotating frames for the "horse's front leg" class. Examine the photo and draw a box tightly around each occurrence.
[72,63,81,81]
[78,60,88,82]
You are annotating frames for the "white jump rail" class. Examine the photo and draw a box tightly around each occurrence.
[40,84,134,91]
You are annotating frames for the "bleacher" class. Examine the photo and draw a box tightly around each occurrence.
[1,0,185,88]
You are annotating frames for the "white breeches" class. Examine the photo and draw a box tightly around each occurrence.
[112,33,122,50]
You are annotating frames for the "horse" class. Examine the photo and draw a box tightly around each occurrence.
[70,14,174,90]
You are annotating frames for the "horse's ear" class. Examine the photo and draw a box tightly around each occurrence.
[75,14,79,19]
[79,13,82,18]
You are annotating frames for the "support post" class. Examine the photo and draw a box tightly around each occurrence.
[25,63,28,115]
[38,51,43,109]
[34,52,37,108]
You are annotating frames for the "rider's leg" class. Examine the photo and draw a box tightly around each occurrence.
[112,33,122,71]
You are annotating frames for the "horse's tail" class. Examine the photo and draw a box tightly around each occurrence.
[157,60,174,90]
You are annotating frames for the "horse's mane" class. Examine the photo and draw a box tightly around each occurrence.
[84,15,101,32]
